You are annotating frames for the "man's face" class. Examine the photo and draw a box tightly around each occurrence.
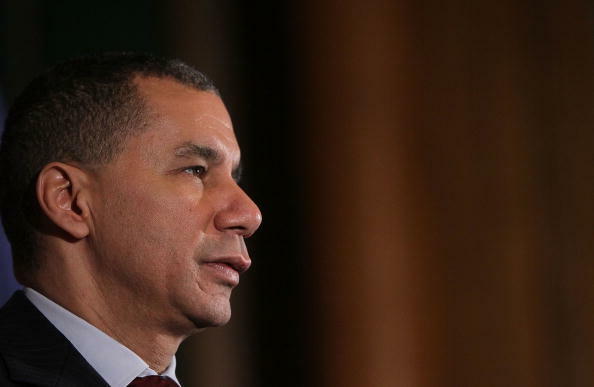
[87,77,261,332]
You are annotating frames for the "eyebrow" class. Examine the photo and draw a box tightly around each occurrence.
[174,142,243,182]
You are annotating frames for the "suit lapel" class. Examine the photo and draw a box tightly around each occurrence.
[0,291,109,386]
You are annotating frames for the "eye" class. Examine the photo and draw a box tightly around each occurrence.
[183,165,207,178]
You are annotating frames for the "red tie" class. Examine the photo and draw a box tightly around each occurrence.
[128,376,178,386]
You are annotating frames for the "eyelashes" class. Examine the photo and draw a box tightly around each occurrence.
[182,165,207,178]
[179,165,241,185]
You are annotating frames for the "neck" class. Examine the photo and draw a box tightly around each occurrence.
[30,249,189,373]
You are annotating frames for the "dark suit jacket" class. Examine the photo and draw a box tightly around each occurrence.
[0,291,109,386]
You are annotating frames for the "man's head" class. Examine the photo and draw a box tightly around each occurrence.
[0,53,261,330]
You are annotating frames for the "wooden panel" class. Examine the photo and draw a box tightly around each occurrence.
[297,1,594,386]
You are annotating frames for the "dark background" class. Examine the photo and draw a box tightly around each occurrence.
[1,2,593,387]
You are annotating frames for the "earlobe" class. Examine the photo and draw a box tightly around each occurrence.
[36,162,91,240]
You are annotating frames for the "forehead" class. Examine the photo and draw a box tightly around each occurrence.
[132,77,238,161]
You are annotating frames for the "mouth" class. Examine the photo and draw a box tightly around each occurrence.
[202,255,251,286]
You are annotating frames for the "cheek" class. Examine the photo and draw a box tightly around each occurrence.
[100,183,207,255]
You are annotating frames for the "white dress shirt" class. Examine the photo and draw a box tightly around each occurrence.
[24,287,180,387]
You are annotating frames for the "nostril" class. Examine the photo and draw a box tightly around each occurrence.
[212,184,262,236]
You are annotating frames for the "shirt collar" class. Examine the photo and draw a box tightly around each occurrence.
[24,287,180,387]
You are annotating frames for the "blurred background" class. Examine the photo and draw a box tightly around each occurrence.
[0,1,593,386]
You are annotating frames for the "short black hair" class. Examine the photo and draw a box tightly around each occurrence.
[0,52,218,278]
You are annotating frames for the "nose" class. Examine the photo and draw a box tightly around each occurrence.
[213,182,262,237]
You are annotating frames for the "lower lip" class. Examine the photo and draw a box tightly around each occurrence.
[203,262,240,286]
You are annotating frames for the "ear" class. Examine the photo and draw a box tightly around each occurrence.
[36,162,91,240]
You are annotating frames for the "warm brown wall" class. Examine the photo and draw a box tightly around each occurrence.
[297,1,594,386]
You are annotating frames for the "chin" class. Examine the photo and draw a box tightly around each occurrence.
[188,298,232,328]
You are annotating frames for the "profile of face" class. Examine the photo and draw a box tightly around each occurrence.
[86,77,261,332]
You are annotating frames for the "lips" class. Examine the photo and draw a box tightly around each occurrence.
[202,255,251,286]
[206,255,251,274]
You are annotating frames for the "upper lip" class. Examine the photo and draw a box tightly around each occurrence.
[206,255,251,274]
